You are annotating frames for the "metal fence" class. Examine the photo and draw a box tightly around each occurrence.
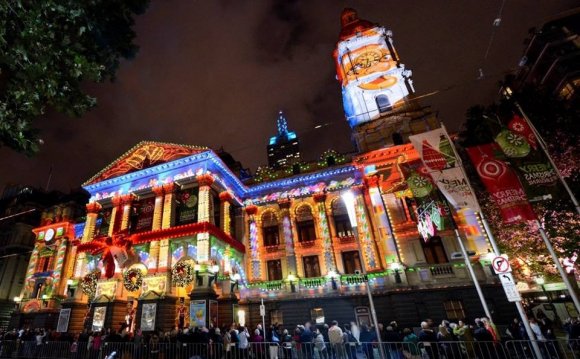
[0,339,579,359]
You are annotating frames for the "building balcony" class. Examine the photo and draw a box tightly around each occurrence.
[239,261,495,301]
[295,239,318,250]
[264,243,285,254]
[332,235,356,246]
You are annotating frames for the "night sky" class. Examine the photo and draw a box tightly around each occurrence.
[1,1,577,193]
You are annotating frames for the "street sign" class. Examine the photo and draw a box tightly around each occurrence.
[259,304,265,317]
[498,273,522,302]
[492,255,512,274]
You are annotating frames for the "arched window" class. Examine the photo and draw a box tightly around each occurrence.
[376,95,392,113]
[295,205,316,242]
[261,211,279,246]
[331,199,353,238]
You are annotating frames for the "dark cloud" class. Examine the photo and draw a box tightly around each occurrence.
[254,0,308,63]
[0,1,578,193]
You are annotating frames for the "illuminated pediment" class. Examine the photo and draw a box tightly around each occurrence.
[84,141,208,185]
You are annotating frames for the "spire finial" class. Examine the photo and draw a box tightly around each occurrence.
[277,110,288,136]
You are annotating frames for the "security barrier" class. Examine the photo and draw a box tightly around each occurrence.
[0,339,579,359]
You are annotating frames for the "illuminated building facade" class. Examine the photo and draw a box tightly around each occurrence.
[267,111,301,169]
[334,8,439,153]
[11,9,518,332]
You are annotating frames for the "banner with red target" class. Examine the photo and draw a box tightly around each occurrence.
[466,143,536,224]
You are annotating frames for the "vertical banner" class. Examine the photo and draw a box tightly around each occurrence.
[209,300,218,328]
[495,119,559,202]
[92,306,107,332]
[56,308,71,333]
[140,303,157,331]
[409,128,480,212]
[466,144,536,224]
[176,187,199,225]
[133,197,155,233]
[190,300,206,327]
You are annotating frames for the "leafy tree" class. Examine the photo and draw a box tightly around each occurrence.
[0,0,149,154]
[457,85,579,280]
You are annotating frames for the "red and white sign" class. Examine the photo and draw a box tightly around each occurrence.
[492,255,512,274]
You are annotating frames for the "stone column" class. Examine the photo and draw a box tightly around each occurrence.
[75,202,102,279]
[245,205,261,281]
[157,183,177,271]
[313,193,336,274]
[196,174,214,263]
[147,186,165,272]
[219,191,233,235]
[278,199,296,277]
[365,176,400,267]
[83,202,102,242]
[119,194,136,232]
[352,187,380,272]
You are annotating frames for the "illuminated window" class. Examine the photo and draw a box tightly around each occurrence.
[267,260,283,281]
[421,236,448,264]
[443,300,465,321]
[342,251,362,274]
[261,211,279,246]
[376,95,392,113]
[270,310,283,325]
[331,199,353,237]
[296,205,316,242]
[310,308,325,324]
[558,78,579,100]
[303,255,321,278]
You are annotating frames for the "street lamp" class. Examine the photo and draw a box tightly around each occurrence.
[327,270,339,290]
[390,262,403,284]
[230,273,241,293]
[342,190,386,359]
[13,296,21,311]
[287,273,297,293]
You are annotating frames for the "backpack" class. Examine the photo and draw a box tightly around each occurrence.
[230,330,239,343]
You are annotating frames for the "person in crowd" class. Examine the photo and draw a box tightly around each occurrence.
[251,328,265,359]
[383,325,401,358]
[359,324,375,359]
[238,326,251,359]
[313,327,327,359]
[328,321,344,359]
[473,319,495,359]
[281,328,293,359]
[418,321,439,359]
[402,328,421,359]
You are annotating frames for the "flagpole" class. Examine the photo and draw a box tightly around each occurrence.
[503,88,580,215]
[535,219,580,312]
[440,124,543,358]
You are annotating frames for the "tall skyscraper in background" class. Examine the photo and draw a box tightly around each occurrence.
[267,111,301,169]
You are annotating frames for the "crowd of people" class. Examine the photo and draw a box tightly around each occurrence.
[0,314,579,359]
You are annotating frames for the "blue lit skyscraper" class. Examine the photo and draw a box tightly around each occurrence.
[267,111,300,169]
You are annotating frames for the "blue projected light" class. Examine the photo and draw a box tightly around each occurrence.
[288,132,297,140]
[269,137,277,145]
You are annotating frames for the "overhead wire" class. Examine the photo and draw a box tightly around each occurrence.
[479,0,508,79]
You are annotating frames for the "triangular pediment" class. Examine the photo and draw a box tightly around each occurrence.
[84,141,208,185]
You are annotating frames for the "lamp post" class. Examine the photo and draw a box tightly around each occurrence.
[342,191,385,359]
[230,273,241,294]
[390,263,403,284]
[287,273,297,293]
[13,296,21,312]
[327,270,339,290]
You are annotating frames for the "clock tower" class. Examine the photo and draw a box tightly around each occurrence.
[334,8,438,152]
